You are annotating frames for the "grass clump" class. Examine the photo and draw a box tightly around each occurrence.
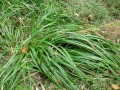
[1,18,120,89]
[1,24,120,89]
[0,0,120,90]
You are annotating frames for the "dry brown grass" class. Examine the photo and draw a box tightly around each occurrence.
[77,20,120,43]
[99,20,120,42]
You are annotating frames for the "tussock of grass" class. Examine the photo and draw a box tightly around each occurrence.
[0,26,120,89]
[0,0,120,90]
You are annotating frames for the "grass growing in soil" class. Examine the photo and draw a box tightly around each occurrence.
[0,0,120,90]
